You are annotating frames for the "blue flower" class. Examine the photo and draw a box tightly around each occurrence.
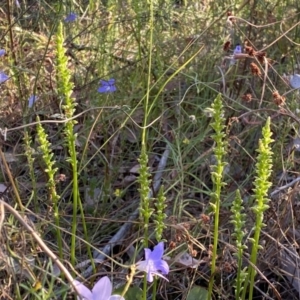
[230,44,242,65]
[234,44,242,54]
[28,95,38,108]
[136,242,169,282]
[15,0,20,8]
[290,74,300,89]
[0,49,5,57]
[0,72,9,84]
[64,12,77,23]
[97,79,116,93]
[73,276,125,300]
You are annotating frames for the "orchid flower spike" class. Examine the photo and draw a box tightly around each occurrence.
[136,241,169,283]
[73,276,124,300]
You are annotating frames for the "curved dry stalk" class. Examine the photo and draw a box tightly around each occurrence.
[0,199,80,295]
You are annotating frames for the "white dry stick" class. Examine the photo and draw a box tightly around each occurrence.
[81,144,171,278]
[270,176,300,197]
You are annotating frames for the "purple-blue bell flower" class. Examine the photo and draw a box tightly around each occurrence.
[73,276,125,300]
[15,0,20,8]
[97,79,116,93]
[136,242,169,283]
[0,49,5,57]
[0,72,9,84]
[64,12,77,22]
[230,44,242,65]
[233,44,242,54]
[28,95,38,108]
[290,74,300,89]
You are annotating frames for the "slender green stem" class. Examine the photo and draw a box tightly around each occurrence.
[152,278,158,300]
[207,94,227,300]
[143,276,148,300]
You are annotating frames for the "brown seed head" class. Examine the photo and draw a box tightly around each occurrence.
[273,91,285,106]
[169,241,176,249]
[241,93,252,102]
[255,51,266,64]
[250,62,261,76]
[200,213,210,224]
[245,46,255,56]
[191,249,198,257]
[227,11,236,23]
[175,233,182,242]
[223,261,234,273]
[223,41,231,52]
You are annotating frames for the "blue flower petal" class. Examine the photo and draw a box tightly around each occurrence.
[290,74,300,89]
[97,86,114,93]
[28,95,38,108]
[110,86,117,92]
[146,271,154,283]
[0,49,5,57]
[233,44,242,54]
[92,276,112,300]
[153,259,169,275]
[73,280,93,300]
[136,242,169,283]
[150,242,164,259]
[0,72,9,84]
[97,78,116,93]
[64,12,77,22]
